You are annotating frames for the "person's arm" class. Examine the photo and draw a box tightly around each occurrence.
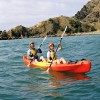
[27,49,34,60]
[27,49,30,56]
[47,51,53,62]
[27,50,34,67]
[57,43,62,52]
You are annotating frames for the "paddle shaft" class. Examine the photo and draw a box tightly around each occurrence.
[39,35,47,48]
[55,26,67,52]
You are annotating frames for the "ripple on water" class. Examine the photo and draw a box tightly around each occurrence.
[0,35,100,100]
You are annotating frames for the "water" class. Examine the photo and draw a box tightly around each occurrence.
[0,35,100,100]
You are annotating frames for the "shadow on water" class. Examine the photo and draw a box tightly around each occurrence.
[49,71,90,88]
[24,69,91,98]
[26,69,90,90]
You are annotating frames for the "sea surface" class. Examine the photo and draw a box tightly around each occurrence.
[0,35,100,100]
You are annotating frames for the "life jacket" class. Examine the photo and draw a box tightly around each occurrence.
[30,48,38,58]
[49,50,57,60]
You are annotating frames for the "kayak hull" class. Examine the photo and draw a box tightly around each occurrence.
[23,56,91,73]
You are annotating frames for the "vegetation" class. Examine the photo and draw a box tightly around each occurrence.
[0,30,9,40]
[48,18,61,33]
[0,0,99,40]
[75,0,100,30]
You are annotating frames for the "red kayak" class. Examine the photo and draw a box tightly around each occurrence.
[23,56,91,73]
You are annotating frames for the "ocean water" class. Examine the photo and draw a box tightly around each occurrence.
[0,35,100,100]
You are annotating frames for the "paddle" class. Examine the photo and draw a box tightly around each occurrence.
[38,34,48,49]
[46,26,67,72]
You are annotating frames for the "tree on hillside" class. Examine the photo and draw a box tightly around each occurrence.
[49,18,61,33]
[11,25,29,38]
[0,30,9,40]
[69,19,83,33]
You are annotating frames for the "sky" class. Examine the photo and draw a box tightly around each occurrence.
[0,0,90,30]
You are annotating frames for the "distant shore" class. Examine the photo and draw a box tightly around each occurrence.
[0,30,100,40]
[55,30,100,37]
[74,30,100,36]
[11,30,100,39]
[62,30,100,37]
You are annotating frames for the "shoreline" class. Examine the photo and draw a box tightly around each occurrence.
[0,30,100,40]
[74,30,100,36]
[44,30,100,37]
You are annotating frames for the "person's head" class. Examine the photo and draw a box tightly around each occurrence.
[29,42,35,49]
[48,42,54,50]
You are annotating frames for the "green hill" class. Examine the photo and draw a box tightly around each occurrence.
[0,16,96,40]
[75,0,100,30]
[0,0,99,40]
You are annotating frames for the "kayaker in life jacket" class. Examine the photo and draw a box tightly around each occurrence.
[27,42,45,62]
[47,42,66,64]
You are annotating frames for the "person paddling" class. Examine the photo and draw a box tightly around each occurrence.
[47,42,66,64]
[27,42,45,66]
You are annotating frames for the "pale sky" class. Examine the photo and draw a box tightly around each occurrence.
[0,0,90,30]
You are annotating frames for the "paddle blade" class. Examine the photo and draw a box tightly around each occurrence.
[46,67,50,72]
